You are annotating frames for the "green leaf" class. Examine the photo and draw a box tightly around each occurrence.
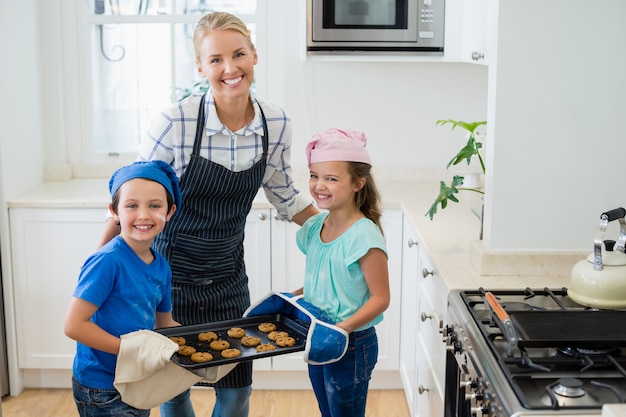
[446,136,484,169]
[425,176,465,220]
[436,119,486,135]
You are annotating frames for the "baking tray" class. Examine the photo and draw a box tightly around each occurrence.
[510,310,626,348]
[156,314,308,369]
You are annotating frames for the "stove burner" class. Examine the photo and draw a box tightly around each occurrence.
[557,346,621,358]
[498,301,542,312]
[553,378,586,398]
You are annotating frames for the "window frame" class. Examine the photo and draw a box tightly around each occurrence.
[59,0,267,177]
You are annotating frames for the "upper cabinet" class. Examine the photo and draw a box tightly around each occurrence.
[443,0,496,65]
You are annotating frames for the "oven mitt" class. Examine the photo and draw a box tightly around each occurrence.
[114,329,233,409]
[244,291,349,365]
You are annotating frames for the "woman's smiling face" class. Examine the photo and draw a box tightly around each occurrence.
[195,29,258,101]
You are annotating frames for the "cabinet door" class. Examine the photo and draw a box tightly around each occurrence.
[10,208,103,369]
[416,245,447,416]
[244,208,273,371]
[445,0,494,64]
[399,218,420,416]
[268,210,307,371]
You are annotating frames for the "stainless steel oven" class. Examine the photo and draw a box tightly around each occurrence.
[444,288,626,416]
[307,0,444,54]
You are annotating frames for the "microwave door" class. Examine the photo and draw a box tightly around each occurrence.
[311,0,418,43]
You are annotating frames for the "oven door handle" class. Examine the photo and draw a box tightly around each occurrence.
[485,291,518,357]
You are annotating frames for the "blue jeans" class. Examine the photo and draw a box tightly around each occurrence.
[72,377,150,417]
[308,327,378,417]
[159,385,252,417]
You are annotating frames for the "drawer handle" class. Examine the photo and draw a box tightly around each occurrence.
[418,385,429,395]
[407,239,418,248]
[258,213,267,221]
[421,312,433,322]
[422,268,434,278]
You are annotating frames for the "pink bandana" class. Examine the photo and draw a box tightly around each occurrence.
[305,128,371,166]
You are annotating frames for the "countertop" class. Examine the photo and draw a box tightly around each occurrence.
[7,178,576,291]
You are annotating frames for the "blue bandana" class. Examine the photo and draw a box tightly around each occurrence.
[109,161,182,209]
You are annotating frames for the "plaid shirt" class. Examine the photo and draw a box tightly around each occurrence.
[139,91,312,220]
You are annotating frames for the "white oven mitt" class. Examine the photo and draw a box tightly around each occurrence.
[114,329,235,409]
[244,291,349,365]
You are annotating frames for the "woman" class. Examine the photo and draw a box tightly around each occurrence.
[100,11,317,417]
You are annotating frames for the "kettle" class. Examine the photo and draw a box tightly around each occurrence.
[569,207,626,309]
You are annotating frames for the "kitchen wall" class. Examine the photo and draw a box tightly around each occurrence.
[264,1,488,175]
[4,1,624,255]
[483,1,626,251]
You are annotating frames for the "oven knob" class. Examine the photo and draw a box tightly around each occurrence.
[471,402,490,417]
[446,339,462,353]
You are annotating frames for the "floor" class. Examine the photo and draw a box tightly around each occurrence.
[2,388,410,417]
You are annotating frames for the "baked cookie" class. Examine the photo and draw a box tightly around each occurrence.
[268,331,289,341]
[275,336,296,347]
[198,331,218,342]
[257,322,277,333]
[209,340,230,351]
[190,352,213,363]
[178,345,196,356]
[227,327,246,339]
[169,336,186,346]
[256,344,276,352]
[221,348,241,358]
[241,336,261,347]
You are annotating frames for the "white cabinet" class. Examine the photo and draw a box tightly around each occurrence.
[9,208,104,369]
[445,0,495,65]
[8,206,401,385]
[243,208,273,371]
[399,217,448,416]
[399,220,420,415]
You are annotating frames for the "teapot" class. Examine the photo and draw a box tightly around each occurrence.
[569,207,626,309]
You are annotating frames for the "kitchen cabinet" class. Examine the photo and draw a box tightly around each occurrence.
[399,217,447,416]
[445,0,495,65]
[9,207,103,369]
[8,206,402,385]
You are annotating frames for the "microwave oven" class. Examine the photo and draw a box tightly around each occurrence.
[307,0,445,55]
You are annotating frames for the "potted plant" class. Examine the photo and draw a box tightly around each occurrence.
[426,119,487,220]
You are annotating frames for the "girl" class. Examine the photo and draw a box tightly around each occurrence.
[64,160,181,416]
[296,128,390,417]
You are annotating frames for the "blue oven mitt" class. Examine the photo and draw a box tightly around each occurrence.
[244,291,349,365]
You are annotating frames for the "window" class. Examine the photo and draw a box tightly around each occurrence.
[64,0,262,171]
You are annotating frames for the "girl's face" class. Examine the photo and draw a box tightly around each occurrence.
[195,29,258,102]
[112,178,174,249]
[309,161,365,212]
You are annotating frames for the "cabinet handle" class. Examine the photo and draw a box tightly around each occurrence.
[407,239,418,248]
[471,51,485,61]
[418,385,429,395]
[422,268,435,279]
[421,312,433,322]
[259,213,267,221]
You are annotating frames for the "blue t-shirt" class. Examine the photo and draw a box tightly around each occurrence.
[296,212,387,332]
[72,236,173,389]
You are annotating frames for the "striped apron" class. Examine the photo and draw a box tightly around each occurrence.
[153,94,268,388]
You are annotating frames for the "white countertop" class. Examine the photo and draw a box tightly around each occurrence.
[8,179,574,291]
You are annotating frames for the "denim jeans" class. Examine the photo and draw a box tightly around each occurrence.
[72,377,150,417]
[159,385,252,417]
[308,327,378,417]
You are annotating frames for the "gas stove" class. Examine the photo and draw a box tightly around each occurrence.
[444,288,626,417]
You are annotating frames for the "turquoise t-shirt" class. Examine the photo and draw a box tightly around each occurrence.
[296,212,387,331]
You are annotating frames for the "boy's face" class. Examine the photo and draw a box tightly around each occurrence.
[112,178,174,248]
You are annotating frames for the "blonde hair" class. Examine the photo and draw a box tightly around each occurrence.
[193,11,256,61]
